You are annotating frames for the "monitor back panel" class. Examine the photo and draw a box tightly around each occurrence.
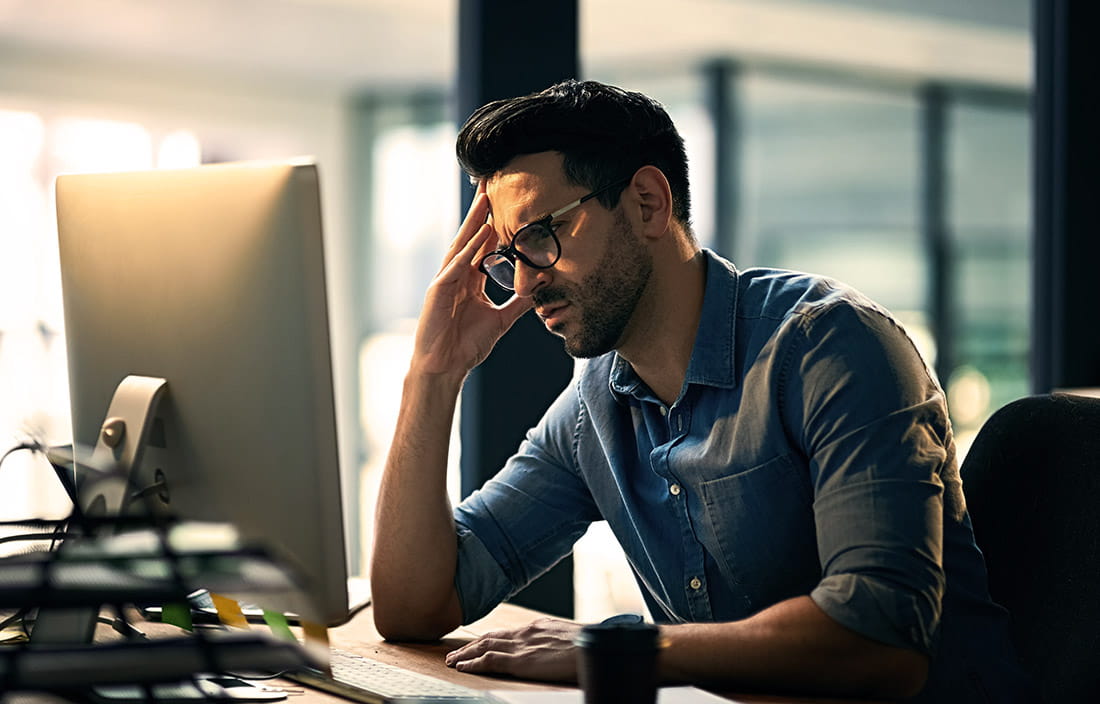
[55,161,349,625]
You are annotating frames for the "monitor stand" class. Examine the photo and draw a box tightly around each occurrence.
[32,375,169,645]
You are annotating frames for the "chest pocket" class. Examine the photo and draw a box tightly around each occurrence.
[699,453,821,613]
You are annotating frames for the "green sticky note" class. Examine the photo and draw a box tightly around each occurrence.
[160,602,193,631]
[262,609,296,642]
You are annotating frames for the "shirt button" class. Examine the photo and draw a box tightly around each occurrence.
[689,577,702,590]
[669,483,681,496]
[659,406,667,416]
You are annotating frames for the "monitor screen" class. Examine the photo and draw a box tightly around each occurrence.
[54,160,350,627]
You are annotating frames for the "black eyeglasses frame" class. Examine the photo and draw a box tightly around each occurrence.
[477,176,632,292]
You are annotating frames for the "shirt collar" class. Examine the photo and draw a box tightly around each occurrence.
[608,249,740,399]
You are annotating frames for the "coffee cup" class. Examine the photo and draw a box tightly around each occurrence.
[574,618,663,704]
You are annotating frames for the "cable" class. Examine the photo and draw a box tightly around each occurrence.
[0,440,80,506]
[0,442,38,470]
[0,532,79,547]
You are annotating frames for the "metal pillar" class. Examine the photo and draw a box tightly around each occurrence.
[1032,0,1100,392]
[456,0,578,617]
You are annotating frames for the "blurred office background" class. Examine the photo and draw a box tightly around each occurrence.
[0,0,1031,619]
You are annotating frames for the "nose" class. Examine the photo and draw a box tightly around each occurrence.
[512,259,550,298]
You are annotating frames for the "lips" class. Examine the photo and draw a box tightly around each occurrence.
[537,302,569,327]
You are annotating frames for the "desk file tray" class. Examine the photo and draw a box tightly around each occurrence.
[0,630,318,691]
[0,519,317,695]
[0,522,305,609]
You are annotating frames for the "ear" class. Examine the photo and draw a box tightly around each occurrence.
[625,165,673,240]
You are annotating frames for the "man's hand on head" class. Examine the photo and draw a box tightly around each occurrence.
[444,617,582,683]
[411,180,532,380]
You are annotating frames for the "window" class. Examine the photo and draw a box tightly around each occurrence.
[352,95,461,571]
[738,74,931,358]
[945,98,1031,451]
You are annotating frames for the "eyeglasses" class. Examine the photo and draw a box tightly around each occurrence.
[478,177,630,291]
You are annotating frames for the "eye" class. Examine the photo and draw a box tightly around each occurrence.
[529,224,557,242]
[516,223,556,253]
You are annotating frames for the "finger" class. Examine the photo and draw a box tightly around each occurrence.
[496,292,534,325]
[437,222,495,285]
[444,635,492,663]
[452,651,516,675]
[445,636,512,666]
[470,219,502,266]
[442,192,491,262]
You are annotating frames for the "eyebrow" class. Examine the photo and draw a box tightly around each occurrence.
[522,195,581,229]
[495,205,545,242]
[497,187,583,241]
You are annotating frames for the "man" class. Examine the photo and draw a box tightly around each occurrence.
[370,80,1034,701]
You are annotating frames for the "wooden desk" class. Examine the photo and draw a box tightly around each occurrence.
[287,603,888,704]
[0,604,887,703]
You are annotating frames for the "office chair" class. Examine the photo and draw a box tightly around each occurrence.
[959,392,1100,702]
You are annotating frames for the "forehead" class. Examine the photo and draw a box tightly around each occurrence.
[486,152,573,234]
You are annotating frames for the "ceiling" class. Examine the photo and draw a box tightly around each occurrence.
[0,0,1031,94]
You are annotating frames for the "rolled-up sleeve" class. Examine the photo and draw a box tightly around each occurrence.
[787,299,951,654]
[810,473,945,652]
[453,381,602,624]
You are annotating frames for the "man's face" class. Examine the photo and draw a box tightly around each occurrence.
[485,152,653,358]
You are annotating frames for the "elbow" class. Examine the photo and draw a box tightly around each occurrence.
[374,615,452,643]
[897,653,930,699]
[372,593,463,643]
[872,649,929,700]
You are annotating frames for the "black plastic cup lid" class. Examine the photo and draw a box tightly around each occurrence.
[574,621,663,653]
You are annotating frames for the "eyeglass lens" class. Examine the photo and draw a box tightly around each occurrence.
[483,222,560,290]
[481,254,515,289]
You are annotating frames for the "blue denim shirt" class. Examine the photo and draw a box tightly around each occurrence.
[453,250,1033,701]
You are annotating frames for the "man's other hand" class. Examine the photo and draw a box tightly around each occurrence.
[444,617,581,683]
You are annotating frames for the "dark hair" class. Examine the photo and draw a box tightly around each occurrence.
[456,80,692,228]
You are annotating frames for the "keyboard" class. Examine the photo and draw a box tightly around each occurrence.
[284,647,492,703]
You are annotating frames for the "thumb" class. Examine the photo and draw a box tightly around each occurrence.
[499,294,534,329]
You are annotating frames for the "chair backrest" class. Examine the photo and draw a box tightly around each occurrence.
[960,392,1100,703]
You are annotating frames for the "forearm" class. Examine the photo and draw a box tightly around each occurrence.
[370,368,466,640]
[369,182,535,639]
[659,596,928,700]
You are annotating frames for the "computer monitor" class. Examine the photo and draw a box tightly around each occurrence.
[54,160,350,627]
